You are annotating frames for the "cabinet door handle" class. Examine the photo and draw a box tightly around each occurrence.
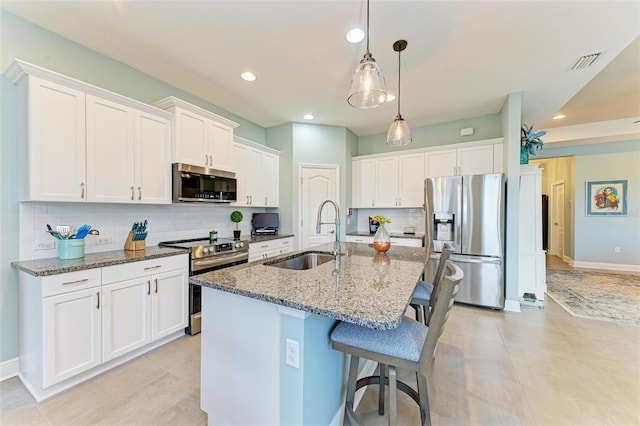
[144,265,162,270]
[204,154,209,165]
[147,280,151,295]
[371,199,374,207]
[62,278,89,285]
[209,155,213,165]
[138,186,142,200]
[265,197,267,205]
[398,198,401,206]
[130,186,134,200]
[155,278,158,294]
[249,195,253,204]
[246,196,249,204]
[81,182,85,199]
[96,292,100,309]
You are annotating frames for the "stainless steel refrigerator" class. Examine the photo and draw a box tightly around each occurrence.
[425,173,505,309]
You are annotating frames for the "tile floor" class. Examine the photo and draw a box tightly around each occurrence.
[2,256,639,425]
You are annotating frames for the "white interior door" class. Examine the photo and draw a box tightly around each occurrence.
[551,181,565,259]
[299,165,339,249]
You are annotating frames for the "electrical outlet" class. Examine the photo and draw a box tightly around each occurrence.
[96,236,112,245]
[285,338,299,368]
[36,240,55,250]
[614,247,621,253]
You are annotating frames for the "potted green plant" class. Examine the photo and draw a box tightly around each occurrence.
[520,123,546,164]
[230,210,243,239]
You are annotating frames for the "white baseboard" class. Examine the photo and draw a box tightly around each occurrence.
[572,261,640,272]
[504,299,521,313]
[0,357,19,382]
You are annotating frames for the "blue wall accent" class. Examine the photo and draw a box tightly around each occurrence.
[279,313,343,425]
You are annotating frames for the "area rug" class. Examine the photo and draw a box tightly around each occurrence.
[545,269,640,326]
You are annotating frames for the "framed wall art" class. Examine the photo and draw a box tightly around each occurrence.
[586,180,628,216]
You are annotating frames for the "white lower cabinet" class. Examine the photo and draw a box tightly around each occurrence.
[249,237,294,262]
[18,254,188,401]
[102,277,152,361]
[102,256,188,361]
[43,284,102,387]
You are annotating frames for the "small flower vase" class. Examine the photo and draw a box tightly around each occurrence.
[373,224,391,253]
[520,146,529,165]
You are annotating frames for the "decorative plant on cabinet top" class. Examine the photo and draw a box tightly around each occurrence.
[520,123,546,165]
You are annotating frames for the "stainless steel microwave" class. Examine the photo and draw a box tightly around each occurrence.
[172,163,237,203]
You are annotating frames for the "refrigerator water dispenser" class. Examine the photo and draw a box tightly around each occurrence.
[433,213,454,241]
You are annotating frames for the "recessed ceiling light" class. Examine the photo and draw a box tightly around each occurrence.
[553,114,566,120]
[303,114,314,120]
[386,93,396,102]
[346,28,365,44]
[241,71,256,82]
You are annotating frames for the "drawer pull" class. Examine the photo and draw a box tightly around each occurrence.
[96,292,100,309]
[260,245,269,249]
[144,265,162,270]
[62,278,89,286]
[155,278,158,294]
[147,280,151,295]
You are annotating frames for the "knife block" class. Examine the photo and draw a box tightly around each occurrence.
[124,231,146,251]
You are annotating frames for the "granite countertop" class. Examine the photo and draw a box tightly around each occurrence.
[347,231,425,240]
[11,246,188,277]
[191,242,429,330]
[249,234,295,243]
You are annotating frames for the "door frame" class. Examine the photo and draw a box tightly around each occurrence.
[297,164,340,250]
[549,180,565,258]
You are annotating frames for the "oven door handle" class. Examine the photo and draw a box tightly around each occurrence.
[192,252,249,270]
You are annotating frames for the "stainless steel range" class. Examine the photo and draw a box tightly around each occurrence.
[159,237,249,335]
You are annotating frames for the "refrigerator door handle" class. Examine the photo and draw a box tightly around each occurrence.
[450,255,502,264]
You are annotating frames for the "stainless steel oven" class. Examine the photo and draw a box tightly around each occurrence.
[159,237,249,335]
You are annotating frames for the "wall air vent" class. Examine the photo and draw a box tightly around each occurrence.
[569,52,602,70]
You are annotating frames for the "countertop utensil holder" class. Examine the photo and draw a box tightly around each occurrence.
[124,231,146,251]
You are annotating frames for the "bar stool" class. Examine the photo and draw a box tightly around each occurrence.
[330,261,463,426]
[411,244,453,325]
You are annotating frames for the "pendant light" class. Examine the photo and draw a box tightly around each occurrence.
[347,0,387,108]
[386,40,412,146]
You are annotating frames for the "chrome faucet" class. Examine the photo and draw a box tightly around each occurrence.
[316,199,341,255]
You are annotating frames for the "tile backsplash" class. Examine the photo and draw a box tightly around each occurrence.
[20,202,263,260]
[354,208,426,235]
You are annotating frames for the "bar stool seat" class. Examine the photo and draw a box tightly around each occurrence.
[331,261,463,426]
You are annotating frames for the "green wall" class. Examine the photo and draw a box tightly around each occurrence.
[357,113,501,155]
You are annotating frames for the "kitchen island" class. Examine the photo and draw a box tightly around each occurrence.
[191,242,429,425]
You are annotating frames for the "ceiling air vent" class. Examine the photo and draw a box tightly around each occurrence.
[569,52,602,70]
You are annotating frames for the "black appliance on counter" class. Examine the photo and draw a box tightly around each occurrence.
[369,216,379,234]
[252,213,279,235]
[159,237,249,335]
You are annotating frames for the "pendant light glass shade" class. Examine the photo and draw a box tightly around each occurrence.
[347,0,387,108]
[347,54,387,108]
[386,40,411,146]
[387,114,412,146]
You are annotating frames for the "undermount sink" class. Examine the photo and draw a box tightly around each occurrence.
[265,251,338,271]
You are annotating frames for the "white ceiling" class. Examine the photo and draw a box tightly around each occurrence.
[2,0,639,138]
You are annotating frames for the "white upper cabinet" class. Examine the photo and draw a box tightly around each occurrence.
[7,60,172,204]
[153,96,239,172]
[352,153,425,208]
[425,141,501,177]
[398,153,426,207]
[456,145,494,176]
[20,76,87,202]
[352,139,503,208]
[231,137,280,207]
[425,149,457,178]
